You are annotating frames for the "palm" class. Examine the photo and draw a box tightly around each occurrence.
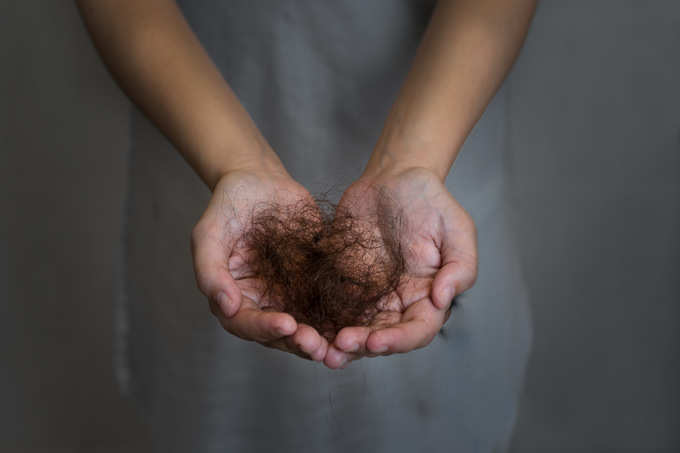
[212,171,310,307]
[325,168,478,368]
[192,169,330,361]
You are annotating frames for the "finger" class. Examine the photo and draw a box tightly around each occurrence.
[291,324,328,361]
[431,205,477,310]
[333,312,401,360]
[432,260,476,310]
[323,345,352,370]
[309,334,330,362]
[366,299,445,354]
[218,302,297,343]
[333,326,371,354]
[191,224,242,317]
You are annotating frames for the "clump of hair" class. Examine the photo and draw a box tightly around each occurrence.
[243,197,406,341]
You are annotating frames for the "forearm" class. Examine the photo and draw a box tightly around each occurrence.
[365,0,536,181]
[75,0,284,189]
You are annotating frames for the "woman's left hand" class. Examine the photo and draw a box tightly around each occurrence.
[324,166,478,369]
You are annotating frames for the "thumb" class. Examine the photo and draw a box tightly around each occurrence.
[191,223,242,318]
[431,215,478,310]
[432,259,477,310]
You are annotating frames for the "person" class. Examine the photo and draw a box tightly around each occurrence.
[76,0,536,451]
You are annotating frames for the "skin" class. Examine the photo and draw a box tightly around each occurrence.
[192,169,330,361]
[324,0,538,368]
[76,0,536,367]
[324,168,478,368]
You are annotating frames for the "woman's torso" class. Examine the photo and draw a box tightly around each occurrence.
[119,2,531,452]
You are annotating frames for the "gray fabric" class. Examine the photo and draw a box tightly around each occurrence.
[120,1,531,452]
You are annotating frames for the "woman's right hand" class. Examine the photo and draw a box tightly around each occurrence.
[191,165,330,362]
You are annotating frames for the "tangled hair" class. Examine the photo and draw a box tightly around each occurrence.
[243,197,406,341]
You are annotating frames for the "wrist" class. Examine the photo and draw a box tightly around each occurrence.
[363,115,464,181]
[363,142,453,183]
[208,142,289,191]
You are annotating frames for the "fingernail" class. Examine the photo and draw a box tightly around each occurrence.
[216,292,234,317]
[338,356,349,369]
[349,342,359,352]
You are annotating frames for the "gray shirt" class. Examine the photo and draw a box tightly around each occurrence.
[118,2,531,452]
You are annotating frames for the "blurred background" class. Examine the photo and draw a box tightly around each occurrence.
[3,1,679,451]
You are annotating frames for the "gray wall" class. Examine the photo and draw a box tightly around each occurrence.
[507,2,680,451]
[2,1,678,451]
[2,1,150,451]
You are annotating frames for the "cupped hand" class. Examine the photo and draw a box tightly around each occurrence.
[324,166,478,369]
[191,167,330,361]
